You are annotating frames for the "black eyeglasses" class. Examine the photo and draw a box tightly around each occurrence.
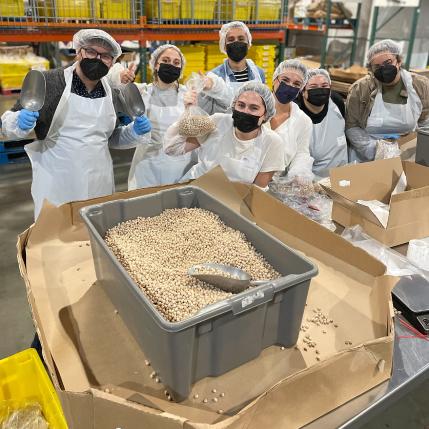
[81,47,114,65]
[370,58,397,72]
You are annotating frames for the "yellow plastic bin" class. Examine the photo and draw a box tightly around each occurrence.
[0,0,25,17]
[146,0,180,19]
[56,0,92,19]
[95,0,130,19]
[181,0,216,19]
[0,349,68,428]
[218,0,251,21]
[253,0,281,21]
[0,74,26,88]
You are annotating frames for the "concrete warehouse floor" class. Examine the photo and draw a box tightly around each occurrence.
[0,95,428,428]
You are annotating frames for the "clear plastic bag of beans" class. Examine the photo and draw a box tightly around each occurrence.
[178,106,216,137]
[178,72,216,137]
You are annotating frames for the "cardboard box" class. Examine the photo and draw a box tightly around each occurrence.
[17,167,397,429]
[330,65,368,83]
[322,158,429,247]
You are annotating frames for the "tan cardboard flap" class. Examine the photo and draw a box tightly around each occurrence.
[329,158,403,203]
[18,166,397,429]
[321,186,386,228]
[388,186,429,228]
[402,161,429,189]
[397,133,417,150]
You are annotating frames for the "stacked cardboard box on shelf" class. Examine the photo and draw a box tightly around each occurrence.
[306,0,351,19]
[329,64,367,95]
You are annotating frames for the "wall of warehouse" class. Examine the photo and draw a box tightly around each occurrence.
[288,0,429,69]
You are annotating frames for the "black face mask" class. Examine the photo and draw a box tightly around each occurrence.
[80,58,109,81]
[374,64,398,84]
[232,109,263,133]
[157,63,181,84]
[226,42,248,63]
[306,88,331,107]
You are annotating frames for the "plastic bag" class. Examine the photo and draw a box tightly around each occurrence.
[342,225,429,280]
[270,169,315,197]
[178,72,216,137]
[375,139,402,160]
[1,402,49,429]
[270,171,336,231]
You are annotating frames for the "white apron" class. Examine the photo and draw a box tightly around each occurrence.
[350,69,423,162]
[182,117,268,183]
[128,84,197,190]
[223,58,262,96]
[25,63,116,220]
[310,99,347,178]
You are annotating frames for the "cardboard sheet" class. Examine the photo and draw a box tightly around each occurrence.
[18,167,397,429]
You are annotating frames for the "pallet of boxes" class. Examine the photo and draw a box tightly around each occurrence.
[329,65,368,96]
[306,0,352,19]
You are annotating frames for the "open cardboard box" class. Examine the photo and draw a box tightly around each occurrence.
[322,158,429,247]
[17,167,397,429]
[375,133,418,162]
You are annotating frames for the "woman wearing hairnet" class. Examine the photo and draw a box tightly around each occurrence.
[164,82,285,189]
[346,39,429,163]
[208,21,266,96]
[106,44,232,190]
[294,68,347,177]
[265,60,314,178]
[1,29,151,219]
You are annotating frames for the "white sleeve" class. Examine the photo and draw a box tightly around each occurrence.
[1,110,33,140]
[288,116,314,174]
[418,117,429,132]
[106,63,126,90]
[108,123,151,149]
[260,132,286,173]
[346,126,377,161]
[164,121,188,156]
[164,113,225,156]
[197,72,233,115]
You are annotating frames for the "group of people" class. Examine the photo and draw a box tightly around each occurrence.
[2,24,429,219]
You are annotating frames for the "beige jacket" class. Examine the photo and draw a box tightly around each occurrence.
[345,70,429,132]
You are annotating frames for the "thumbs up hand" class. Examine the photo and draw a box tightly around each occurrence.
[120,62,136,84]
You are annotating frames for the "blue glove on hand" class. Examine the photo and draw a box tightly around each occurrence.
[133,116,151,136]
[18,109,39,130]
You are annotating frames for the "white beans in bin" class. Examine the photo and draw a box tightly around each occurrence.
[79,186,318,402]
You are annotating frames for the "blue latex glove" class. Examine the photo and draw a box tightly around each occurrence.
[384,135,399,140]
[18,109,39,130]
[133,116,151,136]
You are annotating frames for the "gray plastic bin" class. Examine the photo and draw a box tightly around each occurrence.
[80,186,318,401]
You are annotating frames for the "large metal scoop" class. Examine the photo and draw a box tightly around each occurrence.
[188,263,269,294]
[20,70,46,111]
[124,82,145,117]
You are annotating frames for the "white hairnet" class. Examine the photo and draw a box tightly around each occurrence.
[273,59,308,89]
[305,68,331,87]
[231,82,276,123]
[219,21,252,55]
[148,44,186,78]
[73,29,122,61]
[366,39,402,64]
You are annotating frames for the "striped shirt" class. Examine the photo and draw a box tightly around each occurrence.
[232,67,249,82]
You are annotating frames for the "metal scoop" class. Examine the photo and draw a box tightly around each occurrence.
[188,263,269,294]
[124,82,145,117]
[20,70,46,111]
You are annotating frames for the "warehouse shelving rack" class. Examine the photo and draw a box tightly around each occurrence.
[283,0,362,69]
[369,0,420,71]
[0,0,289,83]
